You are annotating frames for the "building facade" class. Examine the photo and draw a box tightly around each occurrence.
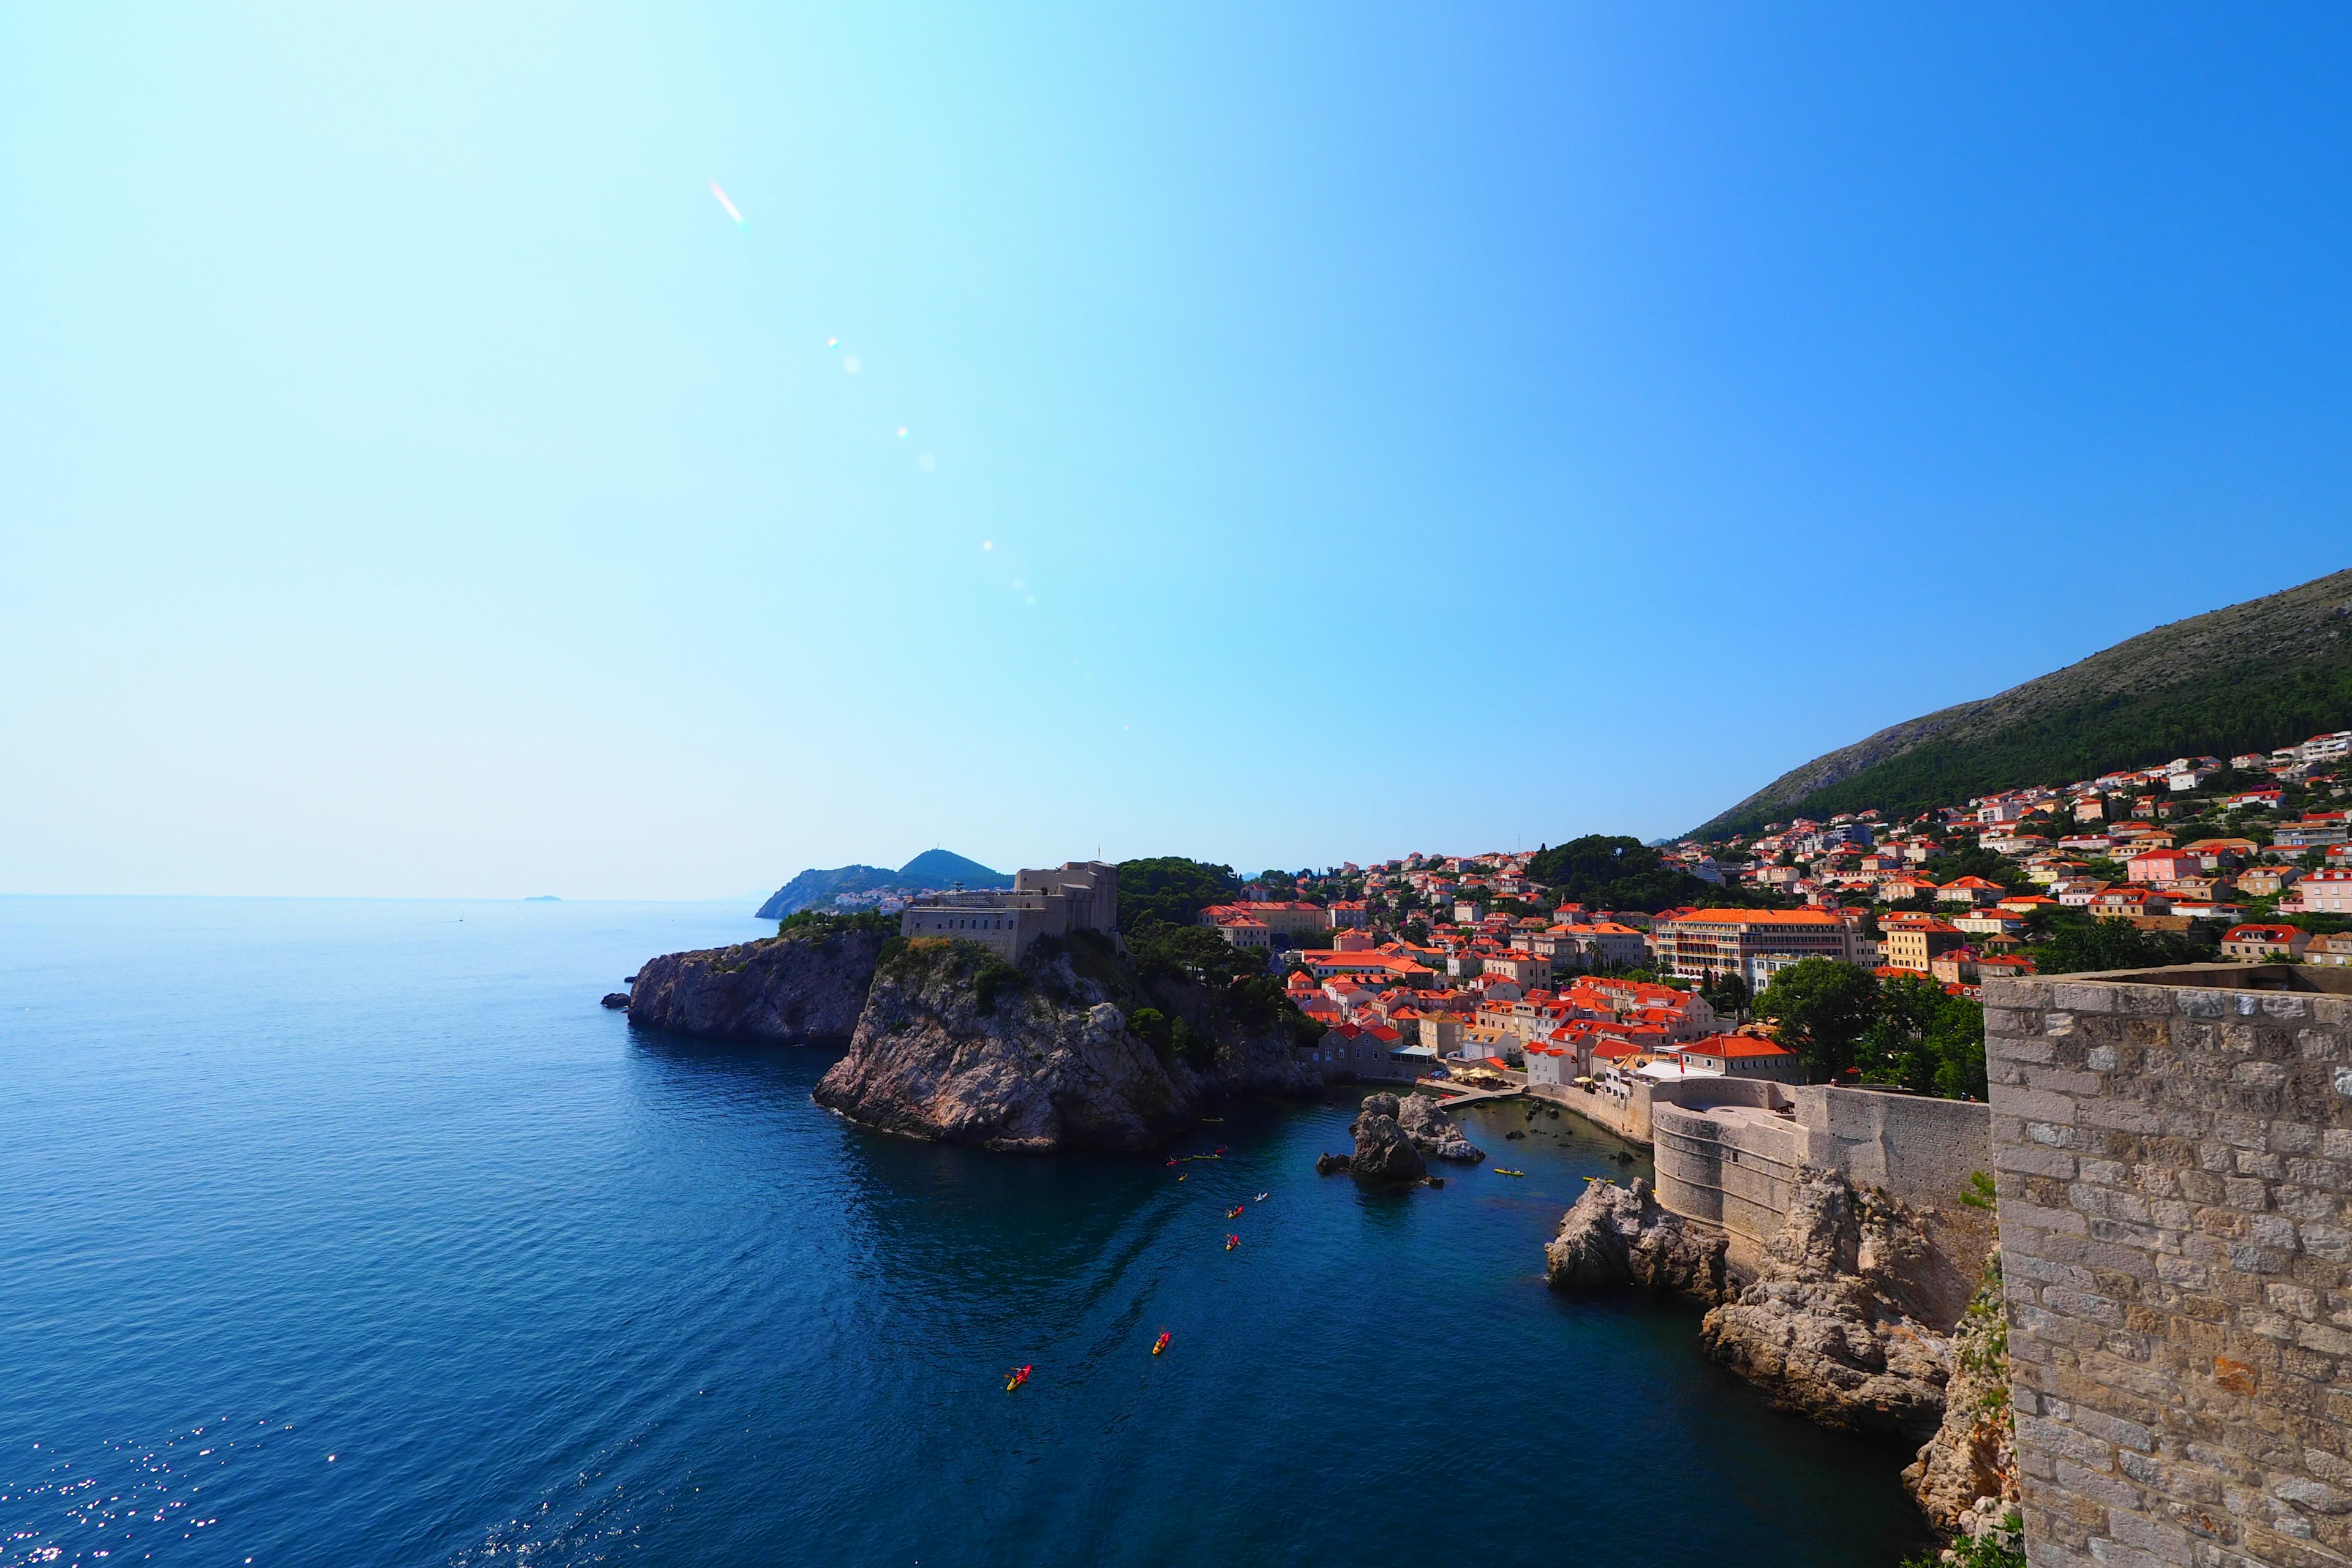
[1656,908,1864,982]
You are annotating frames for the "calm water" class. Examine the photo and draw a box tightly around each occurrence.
[1,897,1931,1567]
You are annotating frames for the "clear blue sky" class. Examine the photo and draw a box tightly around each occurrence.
[6,4,2350,899]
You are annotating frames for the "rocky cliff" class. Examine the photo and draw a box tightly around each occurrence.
[1697,1172,1952,1442]
[1396,1093,1485,1163]
[1548,1172,1956,1442]
[1902,1254,2019,1536]
[810,935,1321,1153]
[1545,1177,1729,1301]
[627,925,886,1045]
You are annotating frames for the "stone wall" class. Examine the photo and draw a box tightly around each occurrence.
[1643,1080,1991,1308]
[1985,964,2352,1568]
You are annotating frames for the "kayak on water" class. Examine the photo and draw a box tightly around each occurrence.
[1153,1330,1172,1355]
[1224,1234,1240,1251]
[1494,1169,1525,1177]
[1006,1365,1033,1392]
[1254,1192,1268,1202]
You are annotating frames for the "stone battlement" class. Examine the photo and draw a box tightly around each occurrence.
[1985,965,2352,1568]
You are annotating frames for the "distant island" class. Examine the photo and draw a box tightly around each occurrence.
[524,895,561,902]
[755,850,1012,919]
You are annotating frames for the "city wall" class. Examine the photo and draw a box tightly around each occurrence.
[1534,1074,1992,1304]
[1985,964,2352,1568]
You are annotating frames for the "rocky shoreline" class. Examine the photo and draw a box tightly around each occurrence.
[624,924,1321,1153]
[625,924,885,1045]
[1546,1171,2018,1537]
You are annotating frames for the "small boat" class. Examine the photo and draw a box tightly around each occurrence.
[1152,1330,1171,1355]
[1224,1234,1240,1251]
[1226,1204,1245,1218]
[1213,1146,1227,1155]
[1253,1192,1268,1203]
[1494,1168,1526,1177]
[1177,1173,1187,1182]
[1006,1364,1032,1392]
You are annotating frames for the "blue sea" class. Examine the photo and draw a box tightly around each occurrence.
[0,897,1932,1567]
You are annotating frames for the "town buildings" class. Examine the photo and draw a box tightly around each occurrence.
[898,861,1121,962]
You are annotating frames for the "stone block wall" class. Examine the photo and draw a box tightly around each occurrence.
[1985,966,2352,1568]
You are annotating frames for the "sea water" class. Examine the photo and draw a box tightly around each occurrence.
[0,897,1933,1566]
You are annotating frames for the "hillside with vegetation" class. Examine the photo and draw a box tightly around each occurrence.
[1693,568,2352,839]
[1525,835,1786,914]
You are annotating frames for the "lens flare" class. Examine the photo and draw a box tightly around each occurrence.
[709,183,745,225]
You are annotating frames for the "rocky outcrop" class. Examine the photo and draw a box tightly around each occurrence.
[1903,1254,2019,1534]
[1698,1172,1952,1442]
[627,926,885,1044]
[1395,1094,1485,1163]
[600,992,630,1009]
[1344,1094,1427,1182]
[1544,1178,1728,1301]
[811,938,1321,1153]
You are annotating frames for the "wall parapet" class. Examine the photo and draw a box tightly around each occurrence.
[1985,965,2352,1568]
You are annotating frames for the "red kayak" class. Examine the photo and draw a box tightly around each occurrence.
[1006,1364,1032,1392]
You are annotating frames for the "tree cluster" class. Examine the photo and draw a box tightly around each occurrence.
[1753,958,1986,1099]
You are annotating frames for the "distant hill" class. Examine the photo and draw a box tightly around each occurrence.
[753,851,1011,919]
[1692,567,2352,839]
[895,849,1011,890]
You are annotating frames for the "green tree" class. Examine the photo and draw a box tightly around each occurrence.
[1525,834,1785,914]
[1862,971,1988,1099]
[1755,959,1882,1081]
[1117,858,1240,929]
[2027,910,2216,975]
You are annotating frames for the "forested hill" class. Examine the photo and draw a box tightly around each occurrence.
[1691,568,2352,839]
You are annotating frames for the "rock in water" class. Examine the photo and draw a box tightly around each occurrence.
[1314,1152,1353,1175]
[600,992,630,1009]
[1902,1254,2019,1532]
[1395,1094,1484,1163]
[1544,1178,1727,1300]
[1346,1093,1427,1182]
[1698,1172,1951,1442]
[812,937,1319,1154]
[627,925,886,1044]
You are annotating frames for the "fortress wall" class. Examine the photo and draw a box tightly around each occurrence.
[1985,967,2352,1568]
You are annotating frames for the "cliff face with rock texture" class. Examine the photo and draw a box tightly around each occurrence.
[627,927,885,1045]
[811,938,1320,1153]
[1698,1171,1953,1442]
[1902,1255,2019,1534]
[1341,1094,1427,1182]
[1545,1177,1729,1301]
[1396,1093,1485,1163]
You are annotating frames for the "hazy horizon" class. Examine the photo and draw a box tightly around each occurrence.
[8,4,2351,899]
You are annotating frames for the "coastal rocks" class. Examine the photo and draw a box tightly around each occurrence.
[1544,1178,1728,1301]
[1698,1173,1951,1443]
[627,925,886,1045]
[1314,1152,1353,1175]
[600,992,630,1009]
[1395,1093,1485,1163]
[1344,1094,1427,1182]
[1902,1256,2019,1534]
[812,938,1320,1154]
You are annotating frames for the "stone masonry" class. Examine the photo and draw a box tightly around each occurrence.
[1985,964,2352,1568]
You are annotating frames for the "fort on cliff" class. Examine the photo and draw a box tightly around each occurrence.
[897,861,1120,962]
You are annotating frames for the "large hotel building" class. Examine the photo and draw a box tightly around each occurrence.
[1653,908,1868,989]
